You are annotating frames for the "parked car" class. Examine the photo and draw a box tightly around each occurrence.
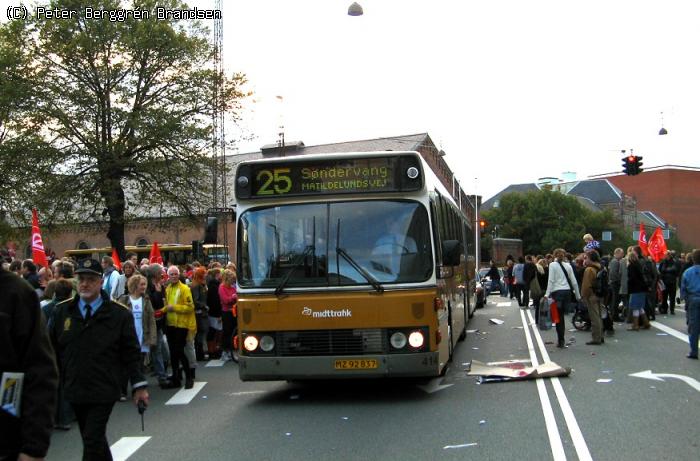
[478,267,507,297]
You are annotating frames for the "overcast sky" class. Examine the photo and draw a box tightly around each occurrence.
[4,1,699,200]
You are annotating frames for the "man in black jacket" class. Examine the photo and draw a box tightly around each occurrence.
[50,259,149,461]
[659,251,681,315]
[0,263,58,460]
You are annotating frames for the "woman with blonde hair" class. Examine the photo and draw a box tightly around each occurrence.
[117,274,157,399]
[544,248,581,348]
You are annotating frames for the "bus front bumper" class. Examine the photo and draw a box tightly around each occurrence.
[238,352,442,381]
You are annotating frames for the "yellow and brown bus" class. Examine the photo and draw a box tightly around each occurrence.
[64,243,229,266]
[234,151,476,380]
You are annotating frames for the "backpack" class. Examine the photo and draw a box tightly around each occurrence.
[641,260,655,290]
[592,267,608,297]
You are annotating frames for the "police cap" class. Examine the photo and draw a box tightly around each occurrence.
[74,258,103,276]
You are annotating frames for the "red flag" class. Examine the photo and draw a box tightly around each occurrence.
[149,241,163,265]
[31,209,49,267]
[638,223,649,257]
[647,227,667,263]
[111,248,122,271]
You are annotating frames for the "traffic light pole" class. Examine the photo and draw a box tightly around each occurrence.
[474,184,479,270]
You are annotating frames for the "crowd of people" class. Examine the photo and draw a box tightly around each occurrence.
[499,235,700,357]
[0,249,238,461]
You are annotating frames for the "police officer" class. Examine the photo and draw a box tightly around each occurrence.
[50,259,149,461]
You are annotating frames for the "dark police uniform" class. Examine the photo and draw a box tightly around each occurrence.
[50,259,147,461]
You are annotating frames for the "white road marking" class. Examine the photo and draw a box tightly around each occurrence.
[110,436,150,461]
[519,309,566,461]
[629,370,700,392]
[165,382,207,405]
[526,310,593,461]
[650,321,692,344]
[205,359,226,367]
[417,377,454,394]
[227,390,267,396]
[443,442,478,449]
[497,302,512,307]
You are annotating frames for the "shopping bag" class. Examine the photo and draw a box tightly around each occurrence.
[549,298,560,324]
[538,298,552,330]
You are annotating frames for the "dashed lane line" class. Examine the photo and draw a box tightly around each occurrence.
[650,320,695,345]
[165,382,207,405]
[205,359,226,367]
[110,436,151,461]
[519,309,566,461]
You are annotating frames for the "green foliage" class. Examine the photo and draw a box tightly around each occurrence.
[482,190,632,256]
[0,0,250,254]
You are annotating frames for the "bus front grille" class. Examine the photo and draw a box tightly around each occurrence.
[277,329,385,356]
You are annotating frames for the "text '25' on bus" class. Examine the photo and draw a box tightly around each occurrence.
[234,151,477,380]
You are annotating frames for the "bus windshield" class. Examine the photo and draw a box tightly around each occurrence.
[238,200,433,289]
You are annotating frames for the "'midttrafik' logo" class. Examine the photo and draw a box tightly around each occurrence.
[301,307,352,318]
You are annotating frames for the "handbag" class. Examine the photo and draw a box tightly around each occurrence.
[530,276,542,299]
[558,261,577,302]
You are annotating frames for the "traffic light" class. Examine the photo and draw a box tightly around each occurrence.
[479,219,486,233]
[622,155,643,176]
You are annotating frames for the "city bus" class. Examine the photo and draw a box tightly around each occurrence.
[234,151,476,380]
[64,243,229,266]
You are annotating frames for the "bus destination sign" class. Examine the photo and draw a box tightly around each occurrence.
[235,154,423,199]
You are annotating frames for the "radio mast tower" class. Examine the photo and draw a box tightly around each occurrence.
[212,0,226,209]
[209,0,230,257]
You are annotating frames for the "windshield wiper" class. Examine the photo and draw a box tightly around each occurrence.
[336,247,384,293]
[274,245,315,296]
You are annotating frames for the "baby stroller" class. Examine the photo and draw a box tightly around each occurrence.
[573,301,615,332]
[572,301,591,331]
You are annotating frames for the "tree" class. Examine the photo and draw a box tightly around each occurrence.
[482,190,632,256]
[0,0,249,256]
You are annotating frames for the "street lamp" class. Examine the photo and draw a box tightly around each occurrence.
[348,2,363,16]
[659,111,668,135]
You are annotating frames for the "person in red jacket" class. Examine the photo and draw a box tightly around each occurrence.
[218,269,238,362]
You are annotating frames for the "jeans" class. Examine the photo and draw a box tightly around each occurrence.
[151,328,169,380]
[687,296,700,357]
[551,289,574,344]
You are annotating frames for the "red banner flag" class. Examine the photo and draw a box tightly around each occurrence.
[31,209,49,268]
[638,222,649,257]
[149,241,163,265]
[647,227,667,263]
[111,248,122,271]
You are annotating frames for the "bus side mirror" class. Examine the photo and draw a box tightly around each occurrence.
[441,240,462,266]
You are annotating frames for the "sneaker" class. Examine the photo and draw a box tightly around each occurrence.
[119,395,127,402]
[687,354,699,360]
[220,351,231,362]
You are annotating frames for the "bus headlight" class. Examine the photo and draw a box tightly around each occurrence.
[244,335,259,352]
[260,335,275,352]
[390,332,407,349]
[408,331,424,348]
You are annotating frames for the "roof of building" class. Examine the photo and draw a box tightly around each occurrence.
[567,179,622,205]
[481,183,540,210]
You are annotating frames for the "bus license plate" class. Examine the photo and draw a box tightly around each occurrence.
[334,359,378,370]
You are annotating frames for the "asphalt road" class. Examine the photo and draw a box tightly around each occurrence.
[47,294,700,461]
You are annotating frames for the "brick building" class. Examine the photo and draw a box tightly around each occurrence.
[598,166,700,248]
